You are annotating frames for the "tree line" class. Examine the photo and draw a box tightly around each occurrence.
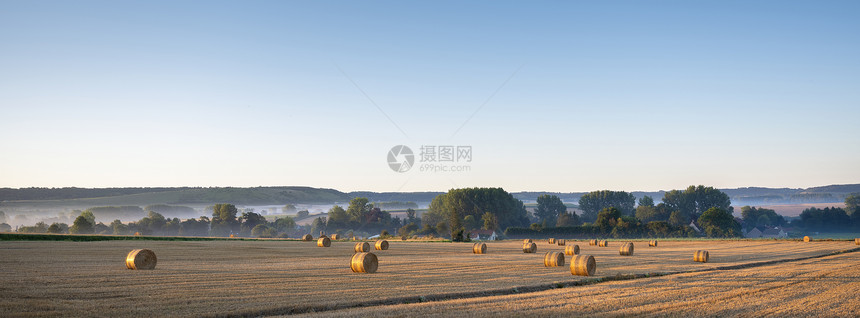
[9,190,858,239]
[12,204,300,238]
[510,185,740,238]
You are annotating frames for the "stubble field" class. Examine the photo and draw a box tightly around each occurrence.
[1,238,857,317]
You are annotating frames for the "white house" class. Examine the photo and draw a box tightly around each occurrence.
[761,227,788,238]
[468,230,498,240]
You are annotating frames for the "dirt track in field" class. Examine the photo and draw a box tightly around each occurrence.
[0,239,856,317]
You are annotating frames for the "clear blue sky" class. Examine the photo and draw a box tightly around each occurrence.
[1,1,858,192]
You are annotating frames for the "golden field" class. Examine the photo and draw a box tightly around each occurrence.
[302,247,860,318]
[1,239,857,317]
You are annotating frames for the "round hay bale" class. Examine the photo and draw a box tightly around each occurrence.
[598,240,609,247]
[570,254,596,276]
[317,237,331,247]
[375,240,389,250]
[855,238,859,245]
[331,234,340,240]
[544,251,565,267]
[134,232,141,236]
[229,234,236,238]
[694,250,709,263]
[649,240,658,247]
[589,239,597,246]
[548,238,555,244]
[354,242,370,253]
[302,234,313,241]
[126,249,157,270]
[564,244,580,256]
[523,242,537,253]
[350,252,378,273]
[803,236,811,242]
[473,242,487,254]
[619,242,634,256]
[523,239,532,244]
[557,239,565,246]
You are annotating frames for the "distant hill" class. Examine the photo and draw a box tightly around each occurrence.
[1,184,856,209]
[0,187,351,208]
[0,187,183,201]
[802,184,860,194]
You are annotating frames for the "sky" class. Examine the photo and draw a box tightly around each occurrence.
[1,1,858,193]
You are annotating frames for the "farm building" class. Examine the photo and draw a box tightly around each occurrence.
[745,227,788,238]
[745,228,763,238]
[468,230,497,240]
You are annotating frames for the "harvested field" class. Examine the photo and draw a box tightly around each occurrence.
[0,239,856,317]
[302,247,860,317]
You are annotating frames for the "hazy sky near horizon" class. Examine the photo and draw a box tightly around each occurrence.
[1,1,858,192]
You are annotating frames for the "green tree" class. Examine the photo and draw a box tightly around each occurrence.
[793,207,852,232]
[164,218,181,236]
[463,215,477,230]
[668,210,688,227]
[210,203,239,236]
[451,227,465,242]
[273,216,297,233]
[578,190,636,222]
[240,211,267,236]
[69,215,94,234]
[178,217,210,236]
[638,196,655,207]
[138,211,167,235]
[535,194,566,227]
[594,207,622,233]
[251,224,278,238]
[80,210,96,225]
[398,222,419,237]
[698,207,742,238]
[296,210,310,219]
[635,203,672,224]
[310,217,327,236]
[845,194,859,213]
[94,222,111,234]
[740,206,785,230]
[663,185,732,220]
[423,194,449,229]
[19,221,49,233]
[47,222,68,234]
[435,221,449,238]
[346,197,371,225]
[555,211,581,227]
[645,221,671,237]
[482,212,499,231]
[0,223,11,232]
[438,188,529,235]
[110,219,129,235]
[406,208,418,225]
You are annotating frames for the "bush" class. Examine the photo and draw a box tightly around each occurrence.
[251,224,278,238]
[451,228,465,242]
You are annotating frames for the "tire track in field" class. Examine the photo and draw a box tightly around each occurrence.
[226,246,860,317]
